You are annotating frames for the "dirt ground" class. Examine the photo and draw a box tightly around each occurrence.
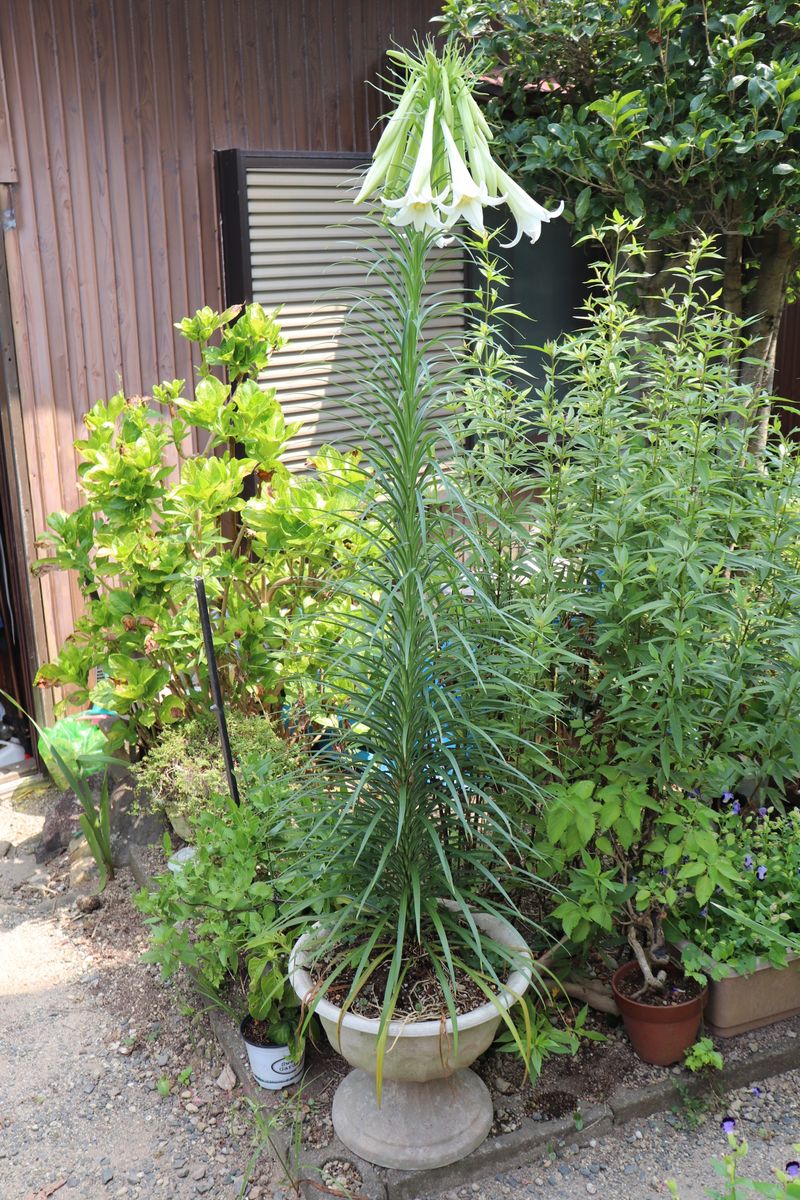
[0,780,283,1200]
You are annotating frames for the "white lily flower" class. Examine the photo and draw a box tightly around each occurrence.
[495,169,564,247]
[356,46,563,248]
[382,99,445,232]
[438,121,503,235]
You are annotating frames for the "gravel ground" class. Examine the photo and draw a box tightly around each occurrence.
[0,782,284,1200]
[427,1069,800,1199]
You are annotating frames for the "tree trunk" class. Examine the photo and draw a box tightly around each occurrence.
[741,227,796,453]
[633,243,668,318]
[722,228,743,323]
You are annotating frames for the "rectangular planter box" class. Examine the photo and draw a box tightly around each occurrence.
[696,950,800,1038]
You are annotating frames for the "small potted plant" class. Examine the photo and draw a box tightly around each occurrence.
[241,937,305,1090]
[677,800,800,1037]
[136,787,311,1089]
[539,777,744,1064]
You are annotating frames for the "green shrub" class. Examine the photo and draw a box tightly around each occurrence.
[131,712,297,831]
[136,772,315,1006]
[679,803,800,976]
[516,221,800,987]
[33,302,372,748]
[527,221,800,802]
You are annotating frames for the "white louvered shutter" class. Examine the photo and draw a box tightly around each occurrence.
[246,166,465,469]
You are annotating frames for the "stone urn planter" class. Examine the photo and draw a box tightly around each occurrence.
[288,912,532,1171]
[678,943,800,1037]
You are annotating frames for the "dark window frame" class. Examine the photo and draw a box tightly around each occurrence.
[215,150,369,308]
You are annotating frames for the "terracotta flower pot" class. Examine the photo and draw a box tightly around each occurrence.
[611,960,707,1066]
[676,941,800,1037]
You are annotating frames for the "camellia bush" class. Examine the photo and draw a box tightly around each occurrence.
[33,303,372,747]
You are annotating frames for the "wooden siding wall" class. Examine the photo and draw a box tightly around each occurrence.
[0,0,440,663]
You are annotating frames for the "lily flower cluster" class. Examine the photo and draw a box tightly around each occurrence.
[355,44,562,244]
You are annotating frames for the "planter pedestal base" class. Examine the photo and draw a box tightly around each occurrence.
[331,1067,493,1170]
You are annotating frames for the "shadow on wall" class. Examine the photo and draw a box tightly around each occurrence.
[482,215,591,394]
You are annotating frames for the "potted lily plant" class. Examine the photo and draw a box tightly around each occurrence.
[275,43,563,1172]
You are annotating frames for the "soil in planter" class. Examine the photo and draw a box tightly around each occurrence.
[241,1015,289,1048]
[311,941,497,1021]
[615,963,704,1007]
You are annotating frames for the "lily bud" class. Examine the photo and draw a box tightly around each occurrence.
[355,76,422,204]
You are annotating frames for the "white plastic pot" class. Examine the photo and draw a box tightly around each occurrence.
[166,846,197,874]
[240,1020,304,1090]
[0,739,26,768]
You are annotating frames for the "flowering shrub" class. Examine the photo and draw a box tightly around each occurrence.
[668,1122,800,1198]
[680,803,800,976]
[33,304,372,746]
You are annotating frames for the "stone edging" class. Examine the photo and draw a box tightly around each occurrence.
[127,846,800,1200]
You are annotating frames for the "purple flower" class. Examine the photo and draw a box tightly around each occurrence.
[721,1116,736,1134]
[732,801,741,815]
[757,865,767,881]
[751,1086,762,1097]
[659,868,669,876]
[722,791,734,803]
[786,1162,800,1179]
[699,907,708,917]
[744,854,754,870]
[758,806,768,817]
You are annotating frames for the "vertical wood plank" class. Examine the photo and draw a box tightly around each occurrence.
[0,36,17,182]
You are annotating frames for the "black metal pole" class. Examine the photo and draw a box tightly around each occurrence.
[194,576,240,806]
